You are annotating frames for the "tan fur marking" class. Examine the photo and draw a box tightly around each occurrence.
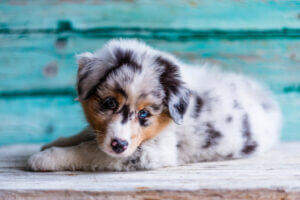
[129,111,172,152]
[80,90,126,145]
[136,100,152,111]
[81,97,107,144]
[113,92,126,111]
[142,111,172,141]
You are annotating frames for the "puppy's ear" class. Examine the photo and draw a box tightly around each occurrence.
[167,87,190,125]
[76,52,109,100]
[156,56,190,125]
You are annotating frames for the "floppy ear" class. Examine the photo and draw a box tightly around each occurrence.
[76,52,110,100]
[167,87,190,124]
[156,56,190,125]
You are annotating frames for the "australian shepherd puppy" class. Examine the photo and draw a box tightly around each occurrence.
[28,39,281,171]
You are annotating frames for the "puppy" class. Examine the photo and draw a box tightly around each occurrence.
[28,39,282,171]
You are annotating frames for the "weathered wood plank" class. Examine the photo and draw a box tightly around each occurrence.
[276,93,300,141]
[0,143,299,199]
[1,0,299,31]
[0,96,86,146]
[0,34,299,94]
[0,93,298,146]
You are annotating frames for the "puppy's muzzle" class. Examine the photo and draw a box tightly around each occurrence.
[111,138,128,154]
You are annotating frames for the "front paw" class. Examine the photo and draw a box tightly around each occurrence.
[28,148,61,171]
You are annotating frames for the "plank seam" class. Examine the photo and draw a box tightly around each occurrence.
[0,27,300,40]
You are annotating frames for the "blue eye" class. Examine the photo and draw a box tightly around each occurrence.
[138,109,150,119]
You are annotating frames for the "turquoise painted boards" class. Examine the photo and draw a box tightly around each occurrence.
[0,0,299,145]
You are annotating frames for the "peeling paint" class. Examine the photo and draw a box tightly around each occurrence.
[43,61,58,77]
[55,37,68,49]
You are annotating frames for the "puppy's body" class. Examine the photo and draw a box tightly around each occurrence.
[28,39,281,171]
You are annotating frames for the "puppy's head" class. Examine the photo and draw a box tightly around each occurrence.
[76,39,190,157]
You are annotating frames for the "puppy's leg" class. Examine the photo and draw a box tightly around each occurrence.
[30,141,142,172]
[28,141,100,171]
[41,127,95,151]
[29,138,178,172]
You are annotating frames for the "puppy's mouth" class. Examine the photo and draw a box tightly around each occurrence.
[101,146,133,158]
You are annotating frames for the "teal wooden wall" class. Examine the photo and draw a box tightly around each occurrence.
[0,0,299,146]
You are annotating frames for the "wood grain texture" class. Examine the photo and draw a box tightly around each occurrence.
[277,93,300,141]
[0,143,299,199]
[1,0,300,31]
[0,35,299,94]
[0,96,86,146]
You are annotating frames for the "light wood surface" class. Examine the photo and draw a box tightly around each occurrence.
[0,142,299,199]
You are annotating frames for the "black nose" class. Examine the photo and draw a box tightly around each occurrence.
[111,138,128,154]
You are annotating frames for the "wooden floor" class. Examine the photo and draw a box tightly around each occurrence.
[0,143,299,199]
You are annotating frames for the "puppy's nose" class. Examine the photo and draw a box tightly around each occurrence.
[111,138,128,154]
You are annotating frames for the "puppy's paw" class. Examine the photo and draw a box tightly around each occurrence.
[28,148,62,171]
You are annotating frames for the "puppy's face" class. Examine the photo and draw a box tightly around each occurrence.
[76,40,190,157]
[81,83,171,157]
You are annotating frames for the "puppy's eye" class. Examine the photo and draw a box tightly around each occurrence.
[101,97,118,110]
[138,109,150,119]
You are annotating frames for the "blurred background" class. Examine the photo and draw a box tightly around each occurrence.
[0,0,299,146]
